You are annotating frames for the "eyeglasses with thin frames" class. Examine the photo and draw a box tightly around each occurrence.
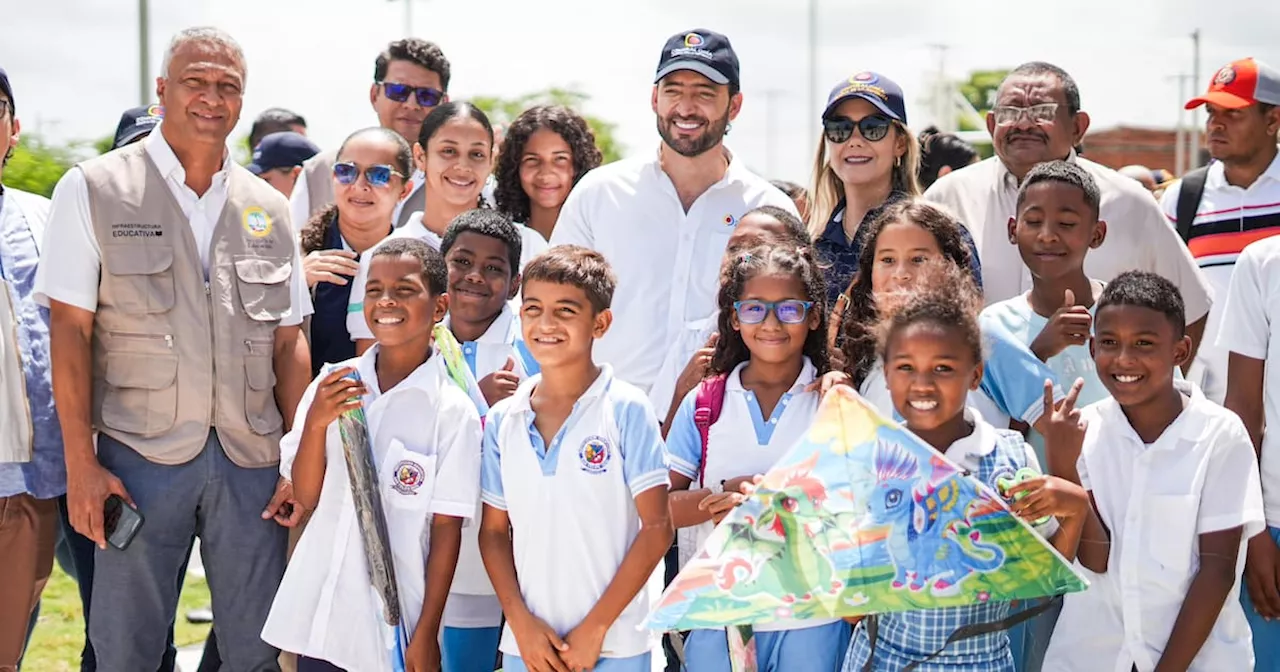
[992,103,1060,126]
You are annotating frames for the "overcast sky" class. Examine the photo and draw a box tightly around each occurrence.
[4,0,1279,181]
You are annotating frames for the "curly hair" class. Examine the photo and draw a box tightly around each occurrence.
[877,261,984,367]
[374,39,451,91]
[709,244,831,377]
[492,105,603,224]
[371,237,449,296]
[1097,270,1186,337]
[837,200,975,387]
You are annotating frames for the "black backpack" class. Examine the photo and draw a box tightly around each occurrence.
[1175,166,1211,242]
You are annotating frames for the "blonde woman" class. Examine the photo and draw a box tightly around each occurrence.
[807,72,982,316]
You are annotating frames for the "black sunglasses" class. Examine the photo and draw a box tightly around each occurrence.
[377,81,445,108]
[823,114,893,144]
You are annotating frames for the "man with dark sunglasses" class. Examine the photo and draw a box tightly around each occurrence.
[290,38,449,232]
[924,61,1212,368]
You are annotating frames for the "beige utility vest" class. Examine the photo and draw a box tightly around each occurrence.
[81,142,295,468]
[300,148,423,227]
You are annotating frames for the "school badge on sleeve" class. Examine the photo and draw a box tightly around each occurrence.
[392,460,426,494]
[242,206,273,238]
[578,436,611,474]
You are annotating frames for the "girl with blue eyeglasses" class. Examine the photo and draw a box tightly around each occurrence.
[665,244,851,672]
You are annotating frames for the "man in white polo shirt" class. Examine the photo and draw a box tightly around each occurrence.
[551,28,798,397]
[1161,57,1280,404]
[925,62,1213,359]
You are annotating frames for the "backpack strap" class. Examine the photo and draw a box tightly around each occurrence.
[861,597,1061,672]
[692,374,728,488]
[1176,166,1210,243]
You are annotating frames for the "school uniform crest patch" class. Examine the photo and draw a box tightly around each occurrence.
[579,436,611,474]
[392,459,426,494]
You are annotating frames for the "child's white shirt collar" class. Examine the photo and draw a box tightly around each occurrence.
[725,357,817,396]
[940,407,998,470]
[443,302,519,345]
[505,363,616,415]
[1091,380,1214,450]
[353,343,447,402]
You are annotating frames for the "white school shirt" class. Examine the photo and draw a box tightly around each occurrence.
[346,211,549,340]
[1046,382,1263,672]
[1218,235,1280,527]
[923,154,1212,322]
[263,346,482,671]
[480,365,670,659]
[441,303,538,629]
[648,309,718,420]
[550,149,798,393]
[666,358,839,633]
[33,125,312,324]
[1161,154,1280,404]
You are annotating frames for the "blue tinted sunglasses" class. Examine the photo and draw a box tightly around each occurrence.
[377,81,445,108]
[332,162,405,188]
[733,300,814,325]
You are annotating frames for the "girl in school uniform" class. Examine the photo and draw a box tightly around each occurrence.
[666,244,851,671]
[835,200,1061,432]
[348,103,548,351]
[298,127,413,376]
[492,104,603,242]
[842,266,1091,672]
[262,239,482,672]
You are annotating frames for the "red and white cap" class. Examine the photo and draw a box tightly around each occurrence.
[1186,57,1280,110]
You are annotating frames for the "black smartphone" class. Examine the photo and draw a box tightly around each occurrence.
[104,494,144,551]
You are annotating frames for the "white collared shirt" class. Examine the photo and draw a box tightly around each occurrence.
[33,124,310,325]
[1162,153,1280,403]
[1218,235,1280,526]
[1052,383,1264,672]
[264,346,482,670]
[923,155,1212,324]
[346,212,548,341]
[480,365,670,659]
[550,149,798,393]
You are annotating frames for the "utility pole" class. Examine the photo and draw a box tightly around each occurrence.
[1167,74,1193,175]
[138,0,150,105]
[808,0,818,128]
[761,89,784,172]
[392,0,413,36]
[1188,29,1202,169]
[927,43,951,131]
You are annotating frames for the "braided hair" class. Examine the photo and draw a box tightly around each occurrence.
[710,244,832,377]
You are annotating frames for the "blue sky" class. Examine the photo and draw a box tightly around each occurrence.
[4,0,1278,182]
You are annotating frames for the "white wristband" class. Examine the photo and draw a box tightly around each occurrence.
[708,481,724,495]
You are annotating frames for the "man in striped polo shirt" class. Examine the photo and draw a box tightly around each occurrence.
[1160,57,1280,404]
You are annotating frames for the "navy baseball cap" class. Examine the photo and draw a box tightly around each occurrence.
[823,72,908,124]
[248,131,320,174]
[0,68,14,113]
[112,104,164,150]
[654,29,740,88]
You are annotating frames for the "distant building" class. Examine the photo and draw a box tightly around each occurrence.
[1081,126,1208,174]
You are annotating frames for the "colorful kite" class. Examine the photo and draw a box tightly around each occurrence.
[647,387,1088,668]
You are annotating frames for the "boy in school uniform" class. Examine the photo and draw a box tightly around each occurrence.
[479,246,674,672]
[262,238,483,671]
[1219,235,1280,670]
[1044,271,1264,672]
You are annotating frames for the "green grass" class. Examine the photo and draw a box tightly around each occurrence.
[24,564,213,671]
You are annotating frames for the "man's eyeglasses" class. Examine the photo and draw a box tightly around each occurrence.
[332,162,405,188]
[822,114,893,144]
[992,103,1060,126]
[377,81,444,108]
[733,300,814,325]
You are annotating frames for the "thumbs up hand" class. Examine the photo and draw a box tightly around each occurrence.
[1029,289,1094,362]
[478,356,522,405]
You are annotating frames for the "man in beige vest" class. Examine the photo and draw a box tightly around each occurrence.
[36,28,311,671]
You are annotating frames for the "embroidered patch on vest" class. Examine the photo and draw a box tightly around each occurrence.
[579,436,611,474]
[392,459,426,494]
[242,207,273,238]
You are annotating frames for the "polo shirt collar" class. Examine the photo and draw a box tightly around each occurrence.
[1205,152,1280,190]
[819,191,908,246]
[506,363,615,415]
[942,407,997,462]
[443,302,518,344]
[725,357,817,396]
[1094,379,1212,449]
[144,121,232,186]
[354,343,444,400]
[650,145,748,190]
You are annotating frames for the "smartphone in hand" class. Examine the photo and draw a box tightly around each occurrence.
[104,494,144,551]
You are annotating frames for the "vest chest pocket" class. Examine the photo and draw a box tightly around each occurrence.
[101,244,175,315]
[244,354,283,435]
[100,351,178,436]
[234,256,293,323]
